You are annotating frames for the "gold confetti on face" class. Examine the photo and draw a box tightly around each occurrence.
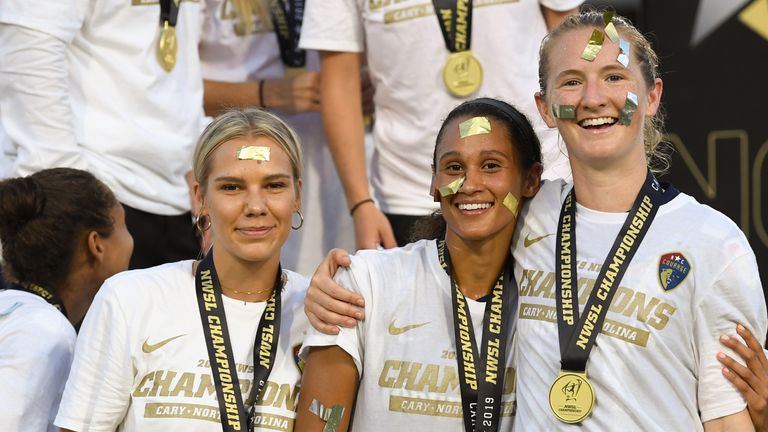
[438,176,465,198]
[617,38,630,67]
[617,91,638,125]
[459,116,492,138]
[581,29,605,61]
[502,192,520,216]
[603,11,620,43]
[553,104,576,119]
[236,145,270,161]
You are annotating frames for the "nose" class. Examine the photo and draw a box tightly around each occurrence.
[244,188,268,216]
[459,167,483,194]
[580,78,608,111]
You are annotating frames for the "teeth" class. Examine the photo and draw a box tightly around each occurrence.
[458,203,492,211]
[579,117,616,127]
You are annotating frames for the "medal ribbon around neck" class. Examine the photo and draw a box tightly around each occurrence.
[195,251,283,432]
[552,170,678,422]
[432,0,482,97]
[6,281,67,318]
[267,0,307,70]
[437,240,516,432]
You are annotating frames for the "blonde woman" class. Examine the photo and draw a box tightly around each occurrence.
[56,109,309,432]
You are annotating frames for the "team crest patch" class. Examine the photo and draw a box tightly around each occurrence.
[658,252,690,291]
[293,344,305,373]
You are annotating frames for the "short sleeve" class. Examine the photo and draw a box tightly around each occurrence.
[54,281,134,431]
[0,0,84,42]
[298,0,365,53]
[300,258,373,375]
[695,248,768,422]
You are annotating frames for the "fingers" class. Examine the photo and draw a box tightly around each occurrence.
[305,278,364,326]
[737,324,768,367]
[328,248,353,271]
[379,224,397,249]
[718,349,757,387]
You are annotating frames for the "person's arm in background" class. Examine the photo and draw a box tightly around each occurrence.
[319,50,395,250]
[203,71,321,116]
[540,4,580,31]
[0,19,86,175]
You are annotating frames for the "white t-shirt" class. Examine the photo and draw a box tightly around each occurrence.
[199,2,353,275]
[0,289,76,432]
[0,0,207,215]
[55,260,309,432]
[512,180,768,430]
[302,240,517,431]
[299,0,581,215]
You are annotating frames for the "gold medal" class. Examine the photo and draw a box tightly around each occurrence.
[157,20,178,72]
[442,51,483,98]
[548,371,595,424]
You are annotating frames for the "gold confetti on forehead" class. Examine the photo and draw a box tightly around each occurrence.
[503,192,520,217]
[459,116,492,138]
[438,176,465,198]
[581,29,605,61]
[604,10,620,43]
[236,145,270,161]
[618,38,630,68]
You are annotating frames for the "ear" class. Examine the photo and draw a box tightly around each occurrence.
[535,91,557,128]
[644,78,663,117]
[430,171,441,202]
[294,178,303,211]
[192,181,205,215]
[86,230,105,265]
[521,162,544,199]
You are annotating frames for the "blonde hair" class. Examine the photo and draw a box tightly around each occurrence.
[193,108,303,190]
[538,9,672,175]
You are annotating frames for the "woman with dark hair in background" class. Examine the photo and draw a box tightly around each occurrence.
[0,167,133,431]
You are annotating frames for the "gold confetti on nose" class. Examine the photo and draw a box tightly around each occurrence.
[236,146,270,161]
[438,176,466,198]
[459,116,492,138]
[581,29,605,61]
[503,192,520,216]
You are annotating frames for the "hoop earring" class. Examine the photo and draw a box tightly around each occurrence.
[195,214,211,232]
[291,210,304,230]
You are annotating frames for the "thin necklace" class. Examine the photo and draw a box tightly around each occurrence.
[221,286,273,295]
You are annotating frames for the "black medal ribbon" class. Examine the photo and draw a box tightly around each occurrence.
[195,251,283,432]
[438,240,515,432]
[432,0,473,53]
[555,171,679,372]
[159,0,180,27]
[268,0,307,69]
[6,281,67,318]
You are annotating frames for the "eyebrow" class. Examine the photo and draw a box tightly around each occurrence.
[212,173,292,183]
[556,64,629,79]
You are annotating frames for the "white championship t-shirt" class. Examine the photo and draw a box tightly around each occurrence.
[299,0,581,215]
[302,240,517,431]
[55,260,309,432]
[512,180,767,430]
[0,289,76,432]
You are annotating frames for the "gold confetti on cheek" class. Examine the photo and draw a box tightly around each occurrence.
[581,29,605,61]
[236,146,270,161]
[502,192,520,217]
[438,176,466,198]
[459,116,492,138]
[617,91,639,125]
[553,104,576,119]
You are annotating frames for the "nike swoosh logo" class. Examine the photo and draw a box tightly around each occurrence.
[388,319,430,336]
[142,334,186,354]
[524,232,555,248]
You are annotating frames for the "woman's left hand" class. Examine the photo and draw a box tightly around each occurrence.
[718,324,768,432]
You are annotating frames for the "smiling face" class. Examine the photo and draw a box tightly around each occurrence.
[536,26,663,172]
[434,116,539,244]
[196,135,301,267]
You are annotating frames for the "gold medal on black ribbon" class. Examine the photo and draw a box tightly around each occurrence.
[157,20,177,72]
[443,51,483,98]
[548,371,595,424]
